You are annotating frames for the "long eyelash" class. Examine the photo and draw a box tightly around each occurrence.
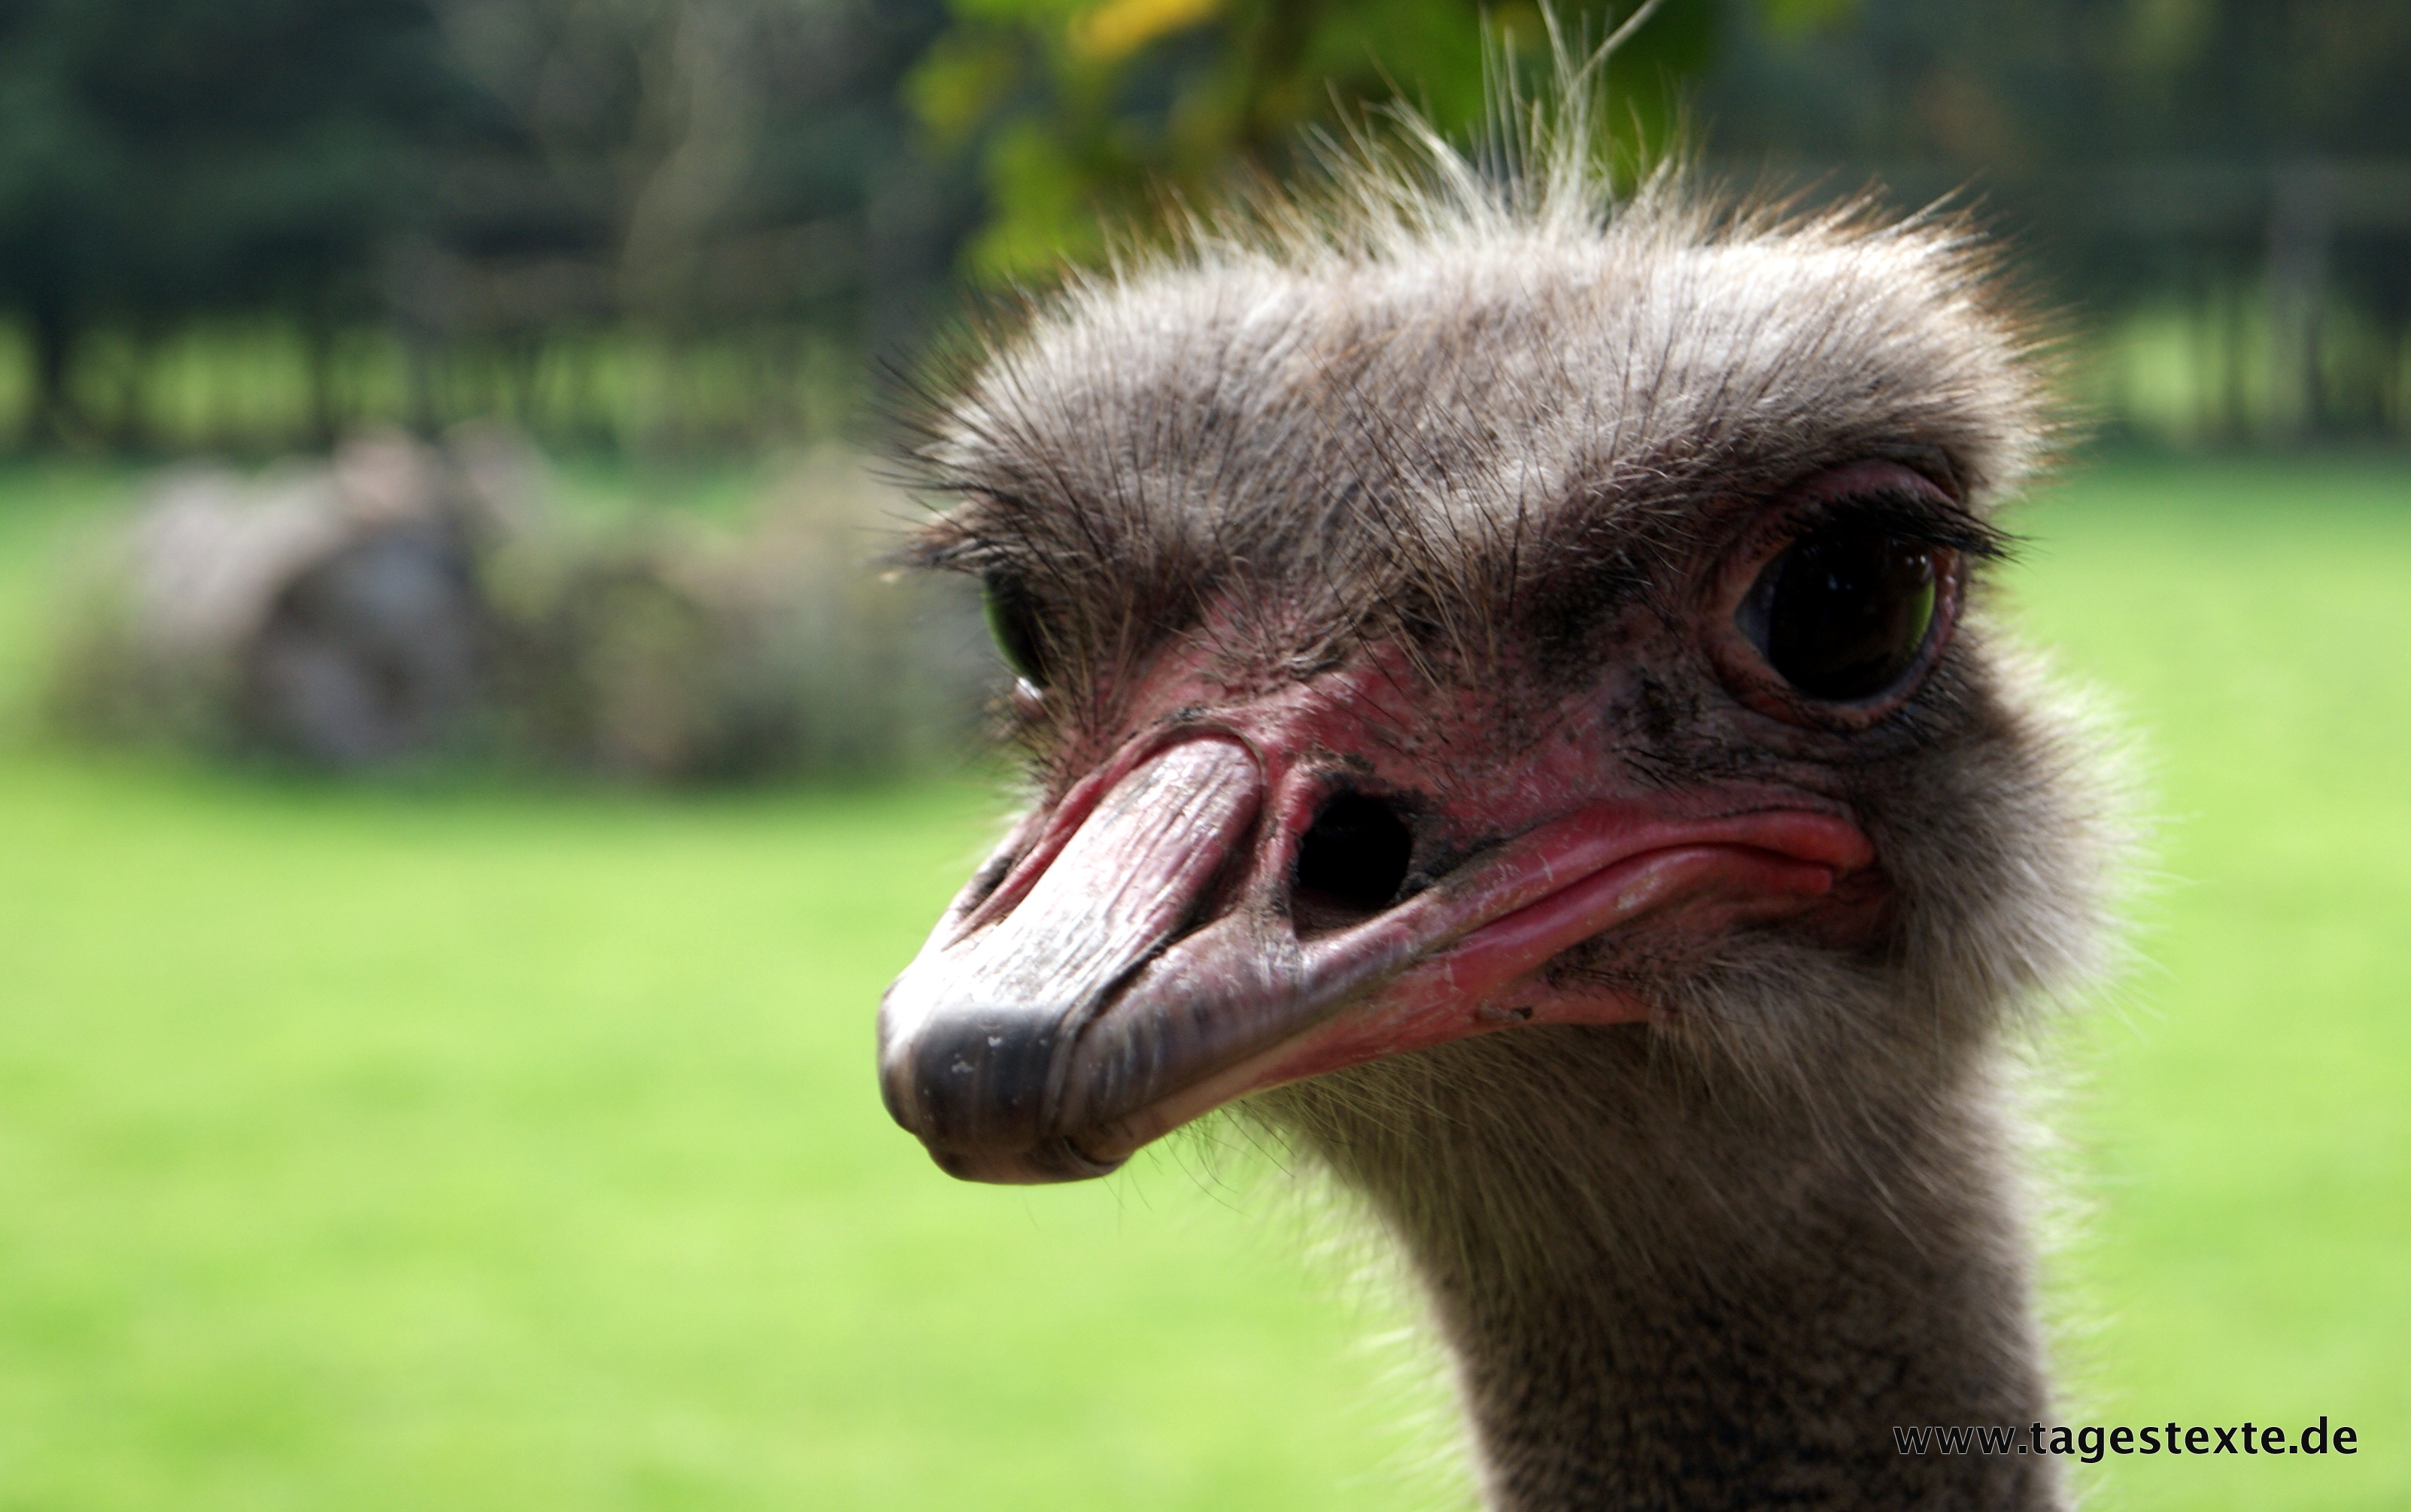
[905,488,1053,575]
[1799,490,2016,560]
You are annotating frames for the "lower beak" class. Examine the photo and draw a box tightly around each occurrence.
[878,737,1869,1183]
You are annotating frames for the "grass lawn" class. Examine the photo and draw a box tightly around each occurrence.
[0,454,2405,1510]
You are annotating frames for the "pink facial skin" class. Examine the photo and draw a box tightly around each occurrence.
[879,653,1881,1184]
[879,461,1948,1184]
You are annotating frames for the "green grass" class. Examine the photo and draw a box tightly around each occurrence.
[2003,455,2411,1510]
[1,454,2406,1510]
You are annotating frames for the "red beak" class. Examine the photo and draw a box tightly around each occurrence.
[879,726,1872,1184]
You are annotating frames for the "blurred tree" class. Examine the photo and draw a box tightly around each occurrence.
[405,0,970,446]
[1699,0,2411,439]
[1701,0,2411,169]
[0,0,470,444]
[906,0,1816,280]
[0,0,972,453]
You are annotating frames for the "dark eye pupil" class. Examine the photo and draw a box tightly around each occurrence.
[982,573,1049,687]
[1744,530,1938,702]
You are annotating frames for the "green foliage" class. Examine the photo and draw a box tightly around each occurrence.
[911,0,1742,280]
[0,456,2405,1508]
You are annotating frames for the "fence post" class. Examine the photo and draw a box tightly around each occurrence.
[2265,159,2334,443]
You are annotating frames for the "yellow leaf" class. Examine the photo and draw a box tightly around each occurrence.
[1068,0,1221,64]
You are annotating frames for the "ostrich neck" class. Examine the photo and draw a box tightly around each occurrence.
[1274,1028,2066,1512]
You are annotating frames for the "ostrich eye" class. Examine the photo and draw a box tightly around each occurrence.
[1741,529,1939,703]
[981,572,1050,688]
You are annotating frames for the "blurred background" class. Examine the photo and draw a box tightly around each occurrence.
[0,2,2403,1509]
[3,0,2409,454]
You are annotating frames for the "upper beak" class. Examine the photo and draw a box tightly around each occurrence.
[878,735,1870,1184]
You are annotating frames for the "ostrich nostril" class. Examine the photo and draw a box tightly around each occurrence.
[1292,791,1414,927]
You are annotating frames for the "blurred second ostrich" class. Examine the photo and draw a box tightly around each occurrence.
[876,32,2123,1511]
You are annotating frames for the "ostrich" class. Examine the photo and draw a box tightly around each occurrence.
[873,64,2121,1512]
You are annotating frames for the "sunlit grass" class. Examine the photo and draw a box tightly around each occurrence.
[2006,455,2411,1510]
[0,758,1457,1511]
[0,453,2405,1510]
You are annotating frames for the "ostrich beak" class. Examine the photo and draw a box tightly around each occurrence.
[879,735,1871,1183]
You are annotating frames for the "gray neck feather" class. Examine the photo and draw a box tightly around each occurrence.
[1260,1027,2064,1512]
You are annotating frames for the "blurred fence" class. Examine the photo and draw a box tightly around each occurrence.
[12,165,2406,455]
[1713,156,2411,445]
[0,322,867,460]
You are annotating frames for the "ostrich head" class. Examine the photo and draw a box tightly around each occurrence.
[875,90,2119,1512]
